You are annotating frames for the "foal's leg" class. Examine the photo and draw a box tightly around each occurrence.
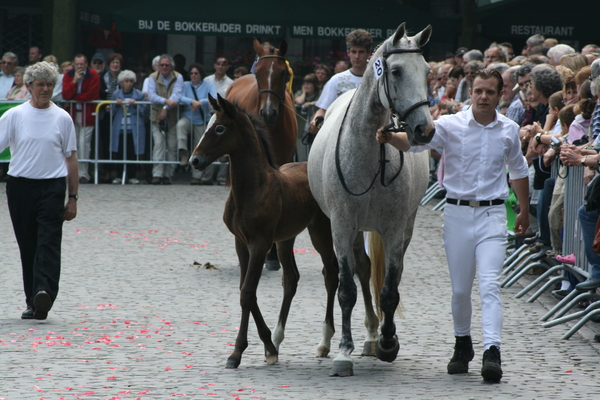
[307,212,339,358]
[353,233,379,357]
[271,237,300,352]
[227,241,278,368]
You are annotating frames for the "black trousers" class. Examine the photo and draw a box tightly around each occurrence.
[6,177,66,307]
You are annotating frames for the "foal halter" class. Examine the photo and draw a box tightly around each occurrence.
[335,47,430,197]
[255,55,289,103]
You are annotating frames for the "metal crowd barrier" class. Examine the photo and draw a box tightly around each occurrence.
[0,100,226,184]
[498,163,598,340]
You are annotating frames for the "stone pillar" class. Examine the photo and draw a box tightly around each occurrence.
[51,0,76,63]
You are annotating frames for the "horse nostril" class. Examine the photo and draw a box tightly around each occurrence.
[191,156,199,167]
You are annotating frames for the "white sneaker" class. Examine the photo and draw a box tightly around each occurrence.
[112,178,122,184]
[128,178,140,184]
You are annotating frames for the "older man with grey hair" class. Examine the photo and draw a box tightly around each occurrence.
[147,54,184,184]
[525,34,545,56]
[462,49,483,64]
[547,44,575,66]
[503,66,525,125]
[483,44,509,67]
[0,52,18,99]
[0,61,79,321]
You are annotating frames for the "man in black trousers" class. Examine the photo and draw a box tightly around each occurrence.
[0,61,79,320]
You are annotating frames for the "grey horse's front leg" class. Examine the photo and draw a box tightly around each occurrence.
[330,253,357,377]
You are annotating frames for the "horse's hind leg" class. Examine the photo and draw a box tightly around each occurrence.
[271,238,300,353]
[227,241,278,368]
[265,243,281,270]
[307,211,339,358]
[353,233,379,356]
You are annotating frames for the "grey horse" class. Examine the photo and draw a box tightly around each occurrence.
[307,23,435,377]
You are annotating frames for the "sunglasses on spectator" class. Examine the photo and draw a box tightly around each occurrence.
[92,60,104,64]
[160,63,171,67]
[190,71,200,75]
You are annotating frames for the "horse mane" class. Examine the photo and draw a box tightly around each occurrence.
[231,103,279,169]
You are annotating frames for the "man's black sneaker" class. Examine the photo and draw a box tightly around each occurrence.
[447,335,475,374]
[481,345,503,382]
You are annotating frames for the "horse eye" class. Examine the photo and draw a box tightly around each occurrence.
[215,125,226,135]
[391,67,401,77]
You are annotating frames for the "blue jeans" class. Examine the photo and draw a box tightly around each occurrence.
[577,205,600,280]
[536,177,555,247]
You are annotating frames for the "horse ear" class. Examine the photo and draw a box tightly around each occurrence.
[253,38,263,55]
[208,94,221,112]
[218,94,237,118]
[413,25,432,48]
[392,22,407,45]
[279,40,288,57]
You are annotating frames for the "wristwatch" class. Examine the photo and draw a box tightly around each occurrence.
[535,132,543,144]
[581,156,587,166]
[68,194,78,201]
[163,105,169,110]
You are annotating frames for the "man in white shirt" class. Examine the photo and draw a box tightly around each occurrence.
[0,52,18,99]
[205,57,233,97]
[309,29,373,134]
[377,69,530,383]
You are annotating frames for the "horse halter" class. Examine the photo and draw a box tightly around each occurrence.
[255,55,289,103]
[335,46,430,197]
[380,47,430,129]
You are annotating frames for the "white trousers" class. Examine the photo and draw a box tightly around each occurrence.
[176,117,205,179]
[75,112,94,180]
[151,123,177,178]
[442,203,507,349]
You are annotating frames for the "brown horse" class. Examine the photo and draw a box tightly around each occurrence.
[225,38,297,167]
[190,94,338,369]
[226,39,299,270]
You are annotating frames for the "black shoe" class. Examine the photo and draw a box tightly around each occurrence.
[481,345,502,382]
[552,289,570,300]
[21,307,34,319]
[447,335,474,374]
[33,291,52,320]
[575,277,600,291]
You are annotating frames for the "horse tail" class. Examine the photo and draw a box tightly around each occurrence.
[369,232,385,320]
[368,232,403,319]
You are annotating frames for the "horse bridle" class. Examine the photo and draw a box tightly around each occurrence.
[255,55,288,103]
[335,47,430,197]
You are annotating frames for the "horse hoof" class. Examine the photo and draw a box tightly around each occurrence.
[361,340,377,357]
[265,260,281,271]
[265,353,278,365]
[226,358,240,369]
[376,335,399,363]
[316,345,330,358]
[329,360,353,377]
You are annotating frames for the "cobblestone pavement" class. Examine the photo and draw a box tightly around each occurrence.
[1,182,599,400]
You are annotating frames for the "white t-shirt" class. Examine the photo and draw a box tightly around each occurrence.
[0,101,77,179]
[316,69,363,111]
[205,74,234,97]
